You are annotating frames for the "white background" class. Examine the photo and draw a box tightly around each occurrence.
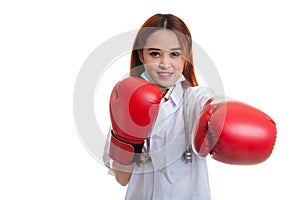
[1,0,299,199]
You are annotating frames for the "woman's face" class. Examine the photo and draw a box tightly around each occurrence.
[140,29,185,88]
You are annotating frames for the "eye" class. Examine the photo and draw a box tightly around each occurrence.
[149,51,161,57]
[171,51,181,57]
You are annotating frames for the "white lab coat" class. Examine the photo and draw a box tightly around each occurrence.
[104,82,214,200]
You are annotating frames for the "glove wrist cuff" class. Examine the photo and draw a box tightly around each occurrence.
[109,130,144,165]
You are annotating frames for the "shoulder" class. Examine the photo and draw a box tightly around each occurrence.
[183,86,215,114]
[185,86,215,100]
[182,86,215,133]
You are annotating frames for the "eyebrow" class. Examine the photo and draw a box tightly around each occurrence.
[147,47,182,51]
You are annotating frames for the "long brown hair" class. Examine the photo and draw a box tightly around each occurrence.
[130,13,198,86]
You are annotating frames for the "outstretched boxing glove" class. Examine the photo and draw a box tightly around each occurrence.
[193,99,276,165]
[109,77,162,165]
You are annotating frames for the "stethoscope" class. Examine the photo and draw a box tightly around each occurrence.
[139,85,192,163]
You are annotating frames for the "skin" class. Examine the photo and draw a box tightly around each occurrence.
[112,162,134,186]
[140,29,185,89]
[113,29,185,186]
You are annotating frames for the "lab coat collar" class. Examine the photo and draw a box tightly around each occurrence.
[169,82,184,106]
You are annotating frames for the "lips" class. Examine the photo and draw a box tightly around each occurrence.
[157,72,173,79]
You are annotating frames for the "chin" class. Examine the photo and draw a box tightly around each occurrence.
[157,82,174,89]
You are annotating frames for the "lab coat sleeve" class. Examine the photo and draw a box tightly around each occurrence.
[102,127,115,176]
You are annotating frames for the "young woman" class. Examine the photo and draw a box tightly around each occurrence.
[105,13,214,199]
[104,13,276,200]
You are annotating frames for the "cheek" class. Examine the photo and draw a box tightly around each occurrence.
[173,60,184,73]
[144,63,158,73]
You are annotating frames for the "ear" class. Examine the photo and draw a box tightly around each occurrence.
[138,50,144,63]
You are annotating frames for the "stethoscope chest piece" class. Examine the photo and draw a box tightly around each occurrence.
[183,147,192,162]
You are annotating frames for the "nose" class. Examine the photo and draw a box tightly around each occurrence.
[159,56,171,69]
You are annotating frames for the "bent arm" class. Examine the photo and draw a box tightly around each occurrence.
[112,161,134,186]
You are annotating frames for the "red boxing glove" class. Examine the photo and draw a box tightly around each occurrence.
[193,99,277,165]
[109,77,162,165]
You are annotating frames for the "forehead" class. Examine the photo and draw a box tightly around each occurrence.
[144,29,180,50]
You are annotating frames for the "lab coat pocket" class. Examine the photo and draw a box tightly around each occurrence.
[164,158,191,184]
